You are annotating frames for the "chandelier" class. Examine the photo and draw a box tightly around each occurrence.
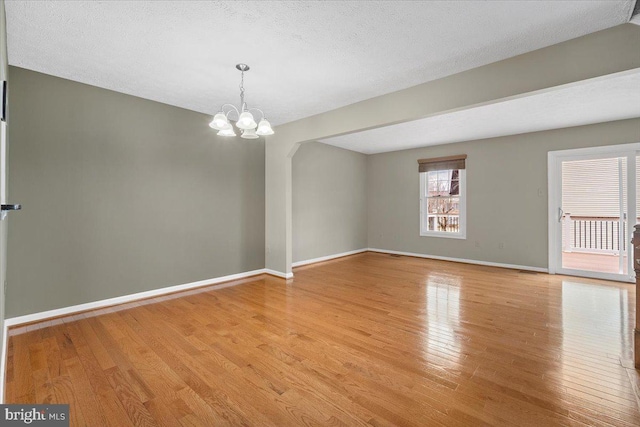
[209,64,274,139]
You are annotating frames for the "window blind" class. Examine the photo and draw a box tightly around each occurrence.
[561,157,626,217]
[417,155,466,173]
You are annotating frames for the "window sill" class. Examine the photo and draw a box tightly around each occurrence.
[420,231,466,240]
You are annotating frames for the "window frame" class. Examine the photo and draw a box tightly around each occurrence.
[419,168,467,239]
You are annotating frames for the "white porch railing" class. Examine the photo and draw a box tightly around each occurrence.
[562,214,626,254]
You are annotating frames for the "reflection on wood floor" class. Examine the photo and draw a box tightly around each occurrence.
[5,252,640,426]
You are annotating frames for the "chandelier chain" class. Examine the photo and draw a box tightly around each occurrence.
[239,70,245,110]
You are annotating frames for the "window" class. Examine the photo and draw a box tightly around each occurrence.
[418,155,466,239]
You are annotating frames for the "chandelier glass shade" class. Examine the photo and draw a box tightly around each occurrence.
[256,118,275,136]
[217,126,236,137]
[209,64,274,139]
[241,128,259,139]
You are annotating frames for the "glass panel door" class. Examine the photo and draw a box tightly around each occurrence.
[560,156,628,276]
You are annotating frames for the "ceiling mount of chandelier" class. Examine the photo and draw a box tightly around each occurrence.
[209,63,274,139]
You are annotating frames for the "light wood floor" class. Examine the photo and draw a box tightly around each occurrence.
[5,252,640,426]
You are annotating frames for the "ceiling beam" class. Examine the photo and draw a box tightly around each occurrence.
[273,23,640,145]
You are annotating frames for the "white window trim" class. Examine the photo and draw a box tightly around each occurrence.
[419,169,466,239]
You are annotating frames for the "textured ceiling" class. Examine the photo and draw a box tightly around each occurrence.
[319,72,640,154]
[5,1,636,125]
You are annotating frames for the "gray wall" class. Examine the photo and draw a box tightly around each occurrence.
[293,142,367,263]
[7,67,265,317]
[368,119,640,269]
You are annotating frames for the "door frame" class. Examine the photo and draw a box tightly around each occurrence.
[548,143,640,283]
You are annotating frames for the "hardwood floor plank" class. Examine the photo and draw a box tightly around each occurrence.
[11,332,35,402]
[32,368,54,404]
[104,366,158,427]
[142,398,181,427]
[41,336,66,380]
[64,357,113,427]
[77,318,117,371]
[50,375,87,426]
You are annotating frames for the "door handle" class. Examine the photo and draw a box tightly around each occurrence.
[1,204,21,211]
[558,207,564,222]
[1,204,21,220]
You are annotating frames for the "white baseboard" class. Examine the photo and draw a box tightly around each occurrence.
[4,268,267,328]
[368,248,548,273]
[292,248,368,268]
[0,321,7,403]
[264,269,294,279]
